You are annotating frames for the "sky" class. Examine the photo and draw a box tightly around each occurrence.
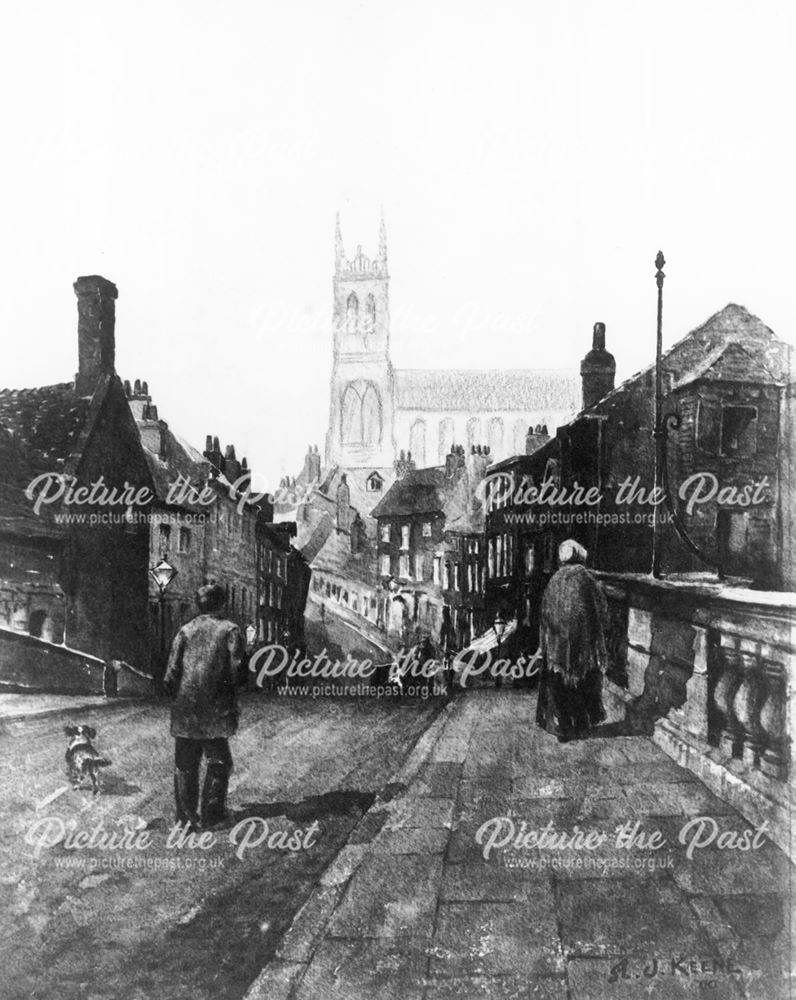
[1,1,793,489]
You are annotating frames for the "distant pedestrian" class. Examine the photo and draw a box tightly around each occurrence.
[536,539,607,742]
[164,580,248,830]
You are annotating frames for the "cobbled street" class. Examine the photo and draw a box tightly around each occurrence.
[0,694,439,1000]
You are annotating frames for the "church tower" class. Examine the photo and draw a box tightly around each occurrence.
[325,213,396,477]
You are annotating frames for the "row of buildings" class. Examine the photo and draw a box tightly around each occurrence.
[0,276,309,688]
[296,286,793,662]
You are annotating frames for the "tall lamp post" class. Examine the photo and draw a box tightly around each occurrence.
[493,612,506,690]
[150,558,177,682]
[649,252,721,580]
[651,251,666,578]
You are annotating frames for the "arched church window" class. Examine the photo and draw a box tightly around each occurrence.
[364,293,376,333]
[466,417,481,452]
[341,384,361,444]
[439,418,455,463]
[341,381,382,446]
[488,417,504,457]
[346,292,359,333]
[409,419,426,467]
[361,383,382,445]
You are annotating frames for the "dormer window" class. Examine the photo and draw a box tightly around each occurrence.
[367,471,385,492]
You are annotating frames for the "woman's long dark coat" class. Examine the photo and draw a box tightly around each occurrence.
[536,563,608,737]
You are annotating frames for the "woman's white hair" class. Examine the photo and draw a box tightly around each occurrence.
[558,538,588,565]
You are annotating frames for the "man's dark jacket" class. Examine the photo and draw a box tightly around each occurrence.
[164,614,247,739]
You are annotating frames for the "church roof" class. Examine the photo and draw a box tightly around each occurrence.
[394,369,580,412]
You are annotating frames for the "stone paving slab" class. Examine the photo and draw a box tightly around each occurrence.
[246,689,794,1000]
[429,900,565,979]
[325,852,444,940]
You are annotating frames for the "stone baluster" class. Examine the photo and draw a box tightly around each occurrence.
[731,643,766,769]
[759,659,788,780]
[711,635,743,757]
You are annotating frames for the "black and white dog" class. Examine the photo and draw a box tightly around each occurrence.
[64,725,112,794]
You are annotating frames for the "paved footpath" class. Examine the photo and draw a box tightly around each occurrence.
[249,688,793,1000]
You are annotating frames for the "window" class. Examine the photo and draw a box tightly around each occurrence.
[367,472,384,492]
[364,293,376,332]
[346,292,359,332]
[422,521,432,538]
[720,406,757,456]
[380,553,391,576]
[399,553,410,578]
[453,563,460,591]
[381,523,390,543]
[414,553,424,581]
[28,609,47,638]
[401,524,410,550]
[158,523,171,552]
[433,556,441,586]
[443,561,451,590]
[177,527,191,553]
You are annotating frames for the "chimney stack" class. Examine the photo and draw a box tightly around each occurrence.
[224,443,241,484]
[74,275,118,396]
[580,321,616,410]
[525,423,551,455]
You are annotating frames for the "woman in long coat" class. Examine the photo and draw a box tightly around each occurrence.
[536,539,608,741]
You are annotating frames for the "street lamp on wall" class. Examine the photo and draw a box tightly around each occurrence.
[150,558,177,681]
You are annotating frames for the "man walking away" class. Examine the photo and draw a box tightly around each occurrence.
[164,579,248,829]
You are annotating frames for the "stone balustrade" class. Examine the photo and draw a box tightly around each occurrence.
[596,571,795,859]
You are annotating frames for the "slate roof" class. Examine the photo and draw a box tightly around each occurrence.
[394,369,580,413]
[370,467,448,519]
[0,382,93,473]
[0,425,62,540]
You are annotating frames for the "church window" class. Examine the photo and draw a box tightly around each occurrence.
[341,384,361,444]
[360,384,382,445]
[466,417,481,452]
[438,418,455,463]
[488,417,504,457]
[346,292,359,333]
[409,419,426,467]
[364,293,376,332]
